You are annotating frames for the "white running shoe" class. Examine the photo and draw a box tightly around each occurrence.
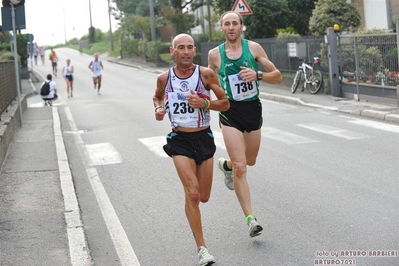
[217,157,234,190]
[198,246,215,266]
[248,217,263,237]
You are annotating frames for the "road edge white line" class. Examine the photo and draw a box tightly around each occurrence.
[52,107,93,266]
[64,107,141,266]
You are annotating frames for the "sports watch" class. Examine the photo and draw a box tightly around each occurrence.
[256,71,263,81]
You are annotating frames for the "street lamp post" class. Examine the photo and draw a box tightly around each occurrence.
[107,0,114,51]
[89,0,93,28]
[63,7,67,44]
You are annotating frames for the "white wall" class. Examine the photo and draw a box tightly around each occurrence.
[364,0,389,29]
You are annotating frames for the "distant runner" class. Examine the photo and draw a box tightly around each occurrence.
[88,53,104,95]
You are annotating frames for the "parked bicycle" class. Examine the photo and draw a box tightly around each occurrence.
[291,57,323,94]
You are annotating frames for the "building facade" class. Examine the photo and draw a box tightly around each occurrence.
[351,0,398,31]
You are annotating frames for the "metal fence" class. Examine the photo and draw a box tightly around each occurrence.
[201,32,398,104]
[253,36,328,73]
[201,34,398,85]
[0,61,17,118]
[338,33,398,87]
[200,36,328,73]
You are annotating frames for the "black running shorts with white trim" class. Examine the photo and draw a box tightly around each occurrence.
[219,99,263,133]
[163,127,216,165]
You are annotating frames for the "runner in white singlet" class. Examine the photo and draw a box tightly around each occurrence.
[88,53,104,95]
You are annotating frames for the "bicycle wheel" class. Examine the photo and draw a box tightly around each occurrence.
[291,71,302,93]
[307,70,323,94]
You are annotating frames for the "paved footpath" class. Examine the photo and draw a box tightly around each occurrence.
[0,57,398,266]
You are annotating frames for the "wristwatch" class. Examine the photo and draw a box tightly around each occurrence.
[256,71,263,81]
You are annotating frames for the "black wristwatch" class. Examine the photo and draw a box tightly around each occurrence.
[256,71,263,81]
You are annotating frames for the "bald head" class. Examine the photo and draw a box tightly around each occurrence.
[172,34,194,49]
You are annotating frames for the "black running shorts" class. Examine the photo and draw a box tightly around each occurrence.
[163,127,216,165]
[219,99,263,133]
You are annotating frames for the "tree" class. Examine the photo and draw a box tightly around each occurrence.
[159,5,195,35]
[286,0,315,36]
[309,0,361,36]
[214,0,235,16]
[244,0,289,39]
[112,0,141,15]
[16,34,28,67]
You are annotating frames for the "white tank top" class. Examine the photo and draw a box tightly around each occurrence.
[92,60,102,76]
[65,65,73,76]
[165,65,211,129]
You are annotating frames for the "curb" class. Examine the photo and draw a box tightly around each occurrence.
[107,59,164,74]
[260,92,399,124]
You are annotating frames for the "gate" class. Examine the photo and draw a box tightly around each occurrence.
[338,32,398,105]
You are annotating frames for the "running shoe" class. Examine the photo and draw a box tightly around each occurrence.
[248,217,263,237]
[217,157,234,190]
[198,246,215,266]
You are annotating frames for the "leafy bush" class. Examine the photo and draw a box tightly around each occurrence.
[0,51,15,61]
[122,38,139,56]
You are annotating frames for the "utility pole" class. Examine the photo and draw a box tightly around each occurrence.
[10,3,23,126]
[63,7,67,44]
[88,0,94,43]
[207,0,212,40]
[89,0,93,28]
[107,0,114,51]
[149,0,156,41]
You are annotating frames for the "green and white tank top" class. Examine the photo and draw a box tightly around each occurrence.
[218,39,259,101]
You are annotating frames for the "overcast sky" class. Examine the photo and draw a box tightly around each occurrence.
[16,0,119,46]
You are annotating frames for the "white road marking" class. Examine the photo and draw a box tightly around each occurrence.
[212,130,227,150]
[348,119,399,134]
[64,107,141,266]
[139,131,227,158]
[28,102,65,108]
[262,127,319,144]
[52,108,92,266]
[260,98,297,108]
[138,136,169,158]
[339,115,358,120]
[63,130,87,134]
[85,142,122,165]
[297,123,370,140]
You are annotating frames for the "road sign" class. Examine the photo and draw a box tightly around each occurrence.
[232,0,253,15]
[27,33,34,42]
[1,5,26,31]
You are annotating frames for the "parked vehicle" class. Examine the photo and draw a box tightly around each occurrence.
[291,57,323,94]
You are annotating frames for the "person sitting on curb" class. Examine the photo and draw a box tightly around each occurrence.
[41,74,58,106]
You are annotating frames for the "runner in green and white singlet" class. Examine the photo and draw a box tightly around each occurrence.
[218,39,259,101]
[208,11,282,239]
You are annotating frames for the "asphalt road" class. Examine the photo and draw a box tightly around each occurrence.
[30,48,399,266]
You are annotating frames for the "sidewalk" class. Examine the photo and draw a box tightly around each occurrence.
[1,56,398,266]
[0,79,90,266]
